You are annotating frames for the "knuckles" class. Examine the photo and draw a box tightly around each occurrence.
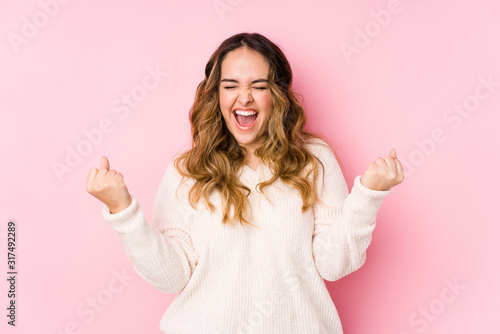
[87,178,124,195]
[363,156,405,189]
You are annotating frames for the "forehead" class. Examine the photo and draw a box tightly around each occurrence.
[220,48,270,80]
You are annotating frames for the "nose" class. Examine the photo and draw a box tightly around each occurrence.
[237,87,254,104]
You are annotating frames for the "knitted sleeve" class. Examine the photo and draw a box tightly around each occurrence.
[101,159,199,294]
[310,140,391,282]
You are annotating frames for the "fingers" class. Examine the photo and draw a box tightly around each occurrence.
[106,169,117,182]
[386,148,404,182]
[387,149,404,180]
[367,149,404,189]
[91,157,116,187]
[86,167,98,192]
[374,148,400,176]
[384,156,397,173]
[100,156,110,170]
[395,158,404,180]
[375,157,387,167]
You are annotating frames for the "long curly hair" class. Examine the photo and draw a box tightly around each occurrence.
[173,32,343,227]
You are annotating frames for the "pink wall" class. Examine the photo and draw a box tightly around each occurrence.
[1,0,499,333]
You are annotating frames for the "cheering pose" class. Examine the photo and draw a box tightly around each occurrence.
[86,32,404,333]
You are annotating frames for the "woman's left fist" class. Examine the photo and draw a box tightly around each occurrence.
[360,148,404,191]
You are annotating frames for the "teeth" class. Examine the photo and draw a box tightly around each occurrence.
[235,110,257,116]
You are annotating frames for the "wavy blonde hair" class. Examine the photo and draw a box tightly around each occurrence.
[173,32,344,227]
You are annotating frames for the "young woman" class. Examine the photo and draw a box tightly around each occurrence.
[86,32,404,333]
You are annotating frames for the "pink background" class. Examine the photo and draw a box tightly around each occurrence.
[1,0,499,333]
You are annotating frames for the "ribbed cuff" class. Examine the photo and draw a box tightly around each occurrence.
[350,175,391,209]
[101,195,146,233]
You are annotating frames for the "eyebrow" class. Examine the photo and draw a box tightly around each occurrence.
[220,78,268,84]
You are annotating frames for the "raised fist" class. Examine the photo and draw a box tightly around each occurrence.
[360,148,404,191]
[86,156,132,214]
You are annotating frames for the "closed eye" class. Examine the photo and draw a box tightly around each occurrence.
[223,86,268,90]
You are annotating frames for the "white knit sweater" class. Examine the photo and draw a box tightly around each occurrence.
[101,138,391,333]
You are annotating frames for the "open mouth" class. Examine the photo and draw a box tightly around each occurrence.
[233,110,258,129]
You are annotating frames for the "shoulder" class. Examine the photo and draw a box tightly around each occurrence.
[303,137,345,184]
[161,153,195,192]
[305,137,330,152]
[305,137,337,165]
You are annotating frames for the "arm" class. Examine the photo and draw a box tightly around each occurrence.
[311,144,391,282]
[101,160,199,294]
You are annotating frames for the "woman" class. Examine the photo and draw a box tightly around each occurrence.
[86,32,404,333]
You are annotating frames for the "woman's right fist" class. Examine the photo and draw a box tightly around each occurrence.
[86,156,132,214]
